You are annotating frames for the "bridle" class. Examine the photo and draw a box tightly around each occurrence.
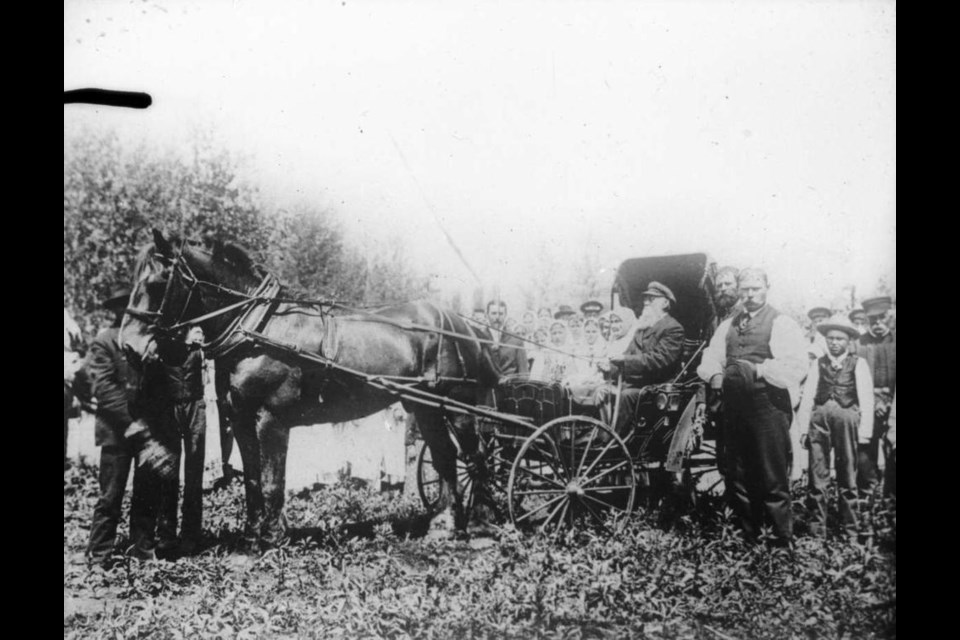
[125,240,278,344]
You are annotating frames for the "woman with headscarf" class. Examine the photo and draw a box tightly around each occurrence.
[529,321,574,384]
[604,306,638,358]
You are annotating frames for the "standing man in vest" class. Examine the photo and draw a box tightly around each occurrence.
[697,268,808,544]
[854,296,896,498]
[797,316,874,541]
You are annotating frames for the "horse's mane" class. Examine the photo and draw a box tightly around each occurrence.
[138,230,265,279]
[202,235,261,277]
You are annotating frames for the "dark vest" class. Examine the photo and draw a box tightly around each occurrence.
[814,354,859,408]
[159,344,205,402]
[725,305,780,366]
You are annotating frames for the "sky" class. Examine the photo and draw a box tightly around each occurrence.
[64,0,896,313]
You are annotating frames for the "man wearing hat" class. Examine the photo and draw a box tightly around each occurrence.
[554,305,576,321]
[848,308,868,337]
[697,268,808,545]
[797,315,874,541]
[806,306,831,360]
[854,296,896,499]
[85,285,165,567]
[580,300,604,318]
[604,281,685,434]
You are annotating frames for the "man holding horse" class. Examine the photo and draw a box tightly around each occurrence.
[85,286,166,567]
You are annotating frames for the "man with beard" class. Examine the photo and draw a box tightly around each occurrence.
[602,282,685,435]
[714,266,742,322]
[697,268,808,545]
[486,299,529,380]
[854,296,896,501]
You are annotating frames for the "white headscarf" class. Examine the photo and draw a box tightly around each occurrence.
[606,306,638,356]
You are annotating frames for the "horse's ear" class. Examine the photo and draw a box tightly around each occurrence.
[153,228,173,257]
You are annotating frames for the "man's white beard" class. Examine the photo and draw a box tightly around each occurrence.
[636,306,666,329]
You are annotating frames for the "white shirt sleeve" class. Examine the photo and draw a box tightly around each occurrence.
[696,318,733,382]
[756,315,810,404]
[855,357,875,444]
[796,360,819,433]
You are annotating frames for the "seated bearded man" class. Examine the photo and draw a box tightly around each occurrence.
[599,282,685,435]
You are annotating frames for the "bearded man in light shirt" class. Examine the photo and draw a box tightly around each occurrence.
[697,267,808,545]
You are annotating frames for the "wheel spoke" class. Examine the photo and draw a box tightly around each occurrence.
[515,494,565,523]
[582,491,632,514]
[583,484,635,493]
[514,463,565,489]
[579,436,618,480]
[539,496,568,533]
[513,488,567,497]
[575,425,599,477]
[578,495,610,531]
[580,460,631,488]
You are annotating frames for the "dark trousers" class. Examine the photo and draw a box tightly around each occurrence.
[613,387,647,436]
[884,448,896,498]
[722,378,794,542]
[806,401,860,539]
[87,444,161,562]
[158,399,206,546]
[857,391,892,497]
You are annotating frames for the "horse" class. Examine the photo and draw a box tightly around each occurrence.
[120,229,500,549]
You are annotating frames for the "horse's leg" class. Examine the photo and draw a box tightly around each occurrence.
[413,408,462,536]
[230,402,265,552]
[256,409,290,548]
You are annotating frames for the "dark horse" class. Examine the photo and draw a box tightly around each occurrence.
[120,230,499,549]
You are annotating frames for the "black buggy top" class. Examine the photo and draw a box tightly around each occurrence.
[612,252,719,343]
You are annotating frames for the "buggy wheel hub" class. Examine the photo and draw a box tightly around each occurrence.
[566,480,584,496]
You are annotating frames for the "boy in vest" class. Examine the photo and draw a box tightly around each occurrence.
[797,316,874,541]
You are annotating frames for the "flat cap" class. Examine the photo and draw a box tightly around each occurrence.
[862,296,893,317]
[580,300,604,315]
[641,281,676,305]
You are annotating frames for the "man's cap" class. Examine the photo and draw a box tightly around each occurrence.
[848,308,867,323]
[862,296,893,317]
[817,315,860,339]
[554,304,576,319]
[641,281,676,305]
[103,285,131,310]
[807,306,831,321]
[580,300,604,314]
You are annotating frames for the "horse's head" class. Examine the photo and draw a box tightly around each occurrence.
[120,228,264,366]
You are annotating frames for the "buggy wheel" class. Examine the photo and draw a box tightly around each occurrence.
[416,442,474,513]
[416,434,510,517]
[507,416,636,534]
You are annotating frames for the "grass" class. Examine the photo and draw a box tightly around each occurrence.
[64,461,895,639]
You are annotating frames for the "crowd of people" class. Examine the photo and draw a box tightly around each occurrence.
[473,265,896,547]
[65,263,894,566]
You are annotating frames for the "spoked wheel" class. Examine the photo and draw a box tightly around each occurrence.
[416,434,512,517]
[416,441,473,512]
[508,416,636,534]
